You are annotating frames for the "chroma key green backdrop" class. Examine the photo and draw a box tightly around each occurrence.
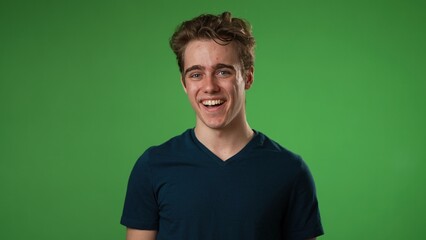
[1,0,425,239]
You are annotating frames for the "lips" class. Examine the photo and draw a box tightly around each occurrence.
[201,99,225,106]
[199,98,226,112]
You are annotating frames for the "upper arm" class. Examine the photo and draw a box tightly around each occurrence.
[126,228,157,240]
[121,153,160,231]
[283,159,324,239]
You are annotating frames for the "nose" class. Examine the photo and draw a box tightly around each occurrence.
[203,75,220,93]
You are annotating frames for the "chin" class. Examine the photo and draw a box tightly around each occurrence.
[199,118,228,130]
[204,123,226,130]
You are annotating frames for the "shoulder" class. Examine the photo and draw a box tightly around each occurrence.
[255,131,319,191]
[137,129,195,164]
[255,131,304,165]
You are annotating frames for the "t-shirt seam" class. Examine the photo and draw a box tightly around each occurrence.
[121,217,159,230]
[286,223,324,238]
[190,128,260,166]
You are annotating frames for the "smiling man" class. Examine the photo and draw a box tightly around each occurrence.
[121,12,324,240]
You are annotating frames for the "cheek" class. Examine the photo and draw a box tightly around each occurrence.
[229,82,243,94]
[185,86,198,99]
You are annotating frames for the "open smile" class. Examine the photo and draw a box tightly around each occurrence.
[202,99,224,106]
[200,99,226,111]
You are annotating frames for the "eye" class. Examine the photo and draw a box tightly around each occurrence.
[188,72,202,80]
[216,70,231,77]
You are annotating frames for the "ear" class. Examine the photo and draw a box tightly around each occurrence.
[181,76,187,94]
[244,66,254,90]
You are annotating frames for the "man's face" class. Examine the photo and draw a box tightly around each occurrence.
[182,39,253,130]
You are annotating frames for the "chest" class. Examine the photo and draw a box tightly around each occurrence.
[152,159,295,222]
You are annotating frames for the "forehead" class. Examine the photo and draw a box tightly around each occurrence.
[183,40,240,68]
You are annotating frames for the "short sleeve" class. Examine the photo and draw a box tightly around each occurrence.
[120,150,159,230]
[283,158,324,240]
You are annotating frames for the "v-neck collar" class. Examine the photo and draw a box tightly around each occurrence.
[190,128,260,166]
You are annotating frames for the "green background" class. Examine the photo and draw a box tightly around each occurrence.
[1,0,425,239]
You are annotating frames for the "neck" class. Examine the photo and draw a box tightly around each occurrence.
[194,119,254,161]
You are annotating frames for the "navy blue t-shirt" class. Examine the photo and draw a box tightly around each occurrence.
[121,129,323,240]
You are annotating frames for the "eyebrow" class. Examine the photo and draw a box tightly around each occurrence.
[183,63,235,76]
[184,65,204,76]
[215,63,235,71]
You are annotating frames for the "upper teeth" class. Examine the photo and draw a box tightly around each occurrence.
[202,100,224,106]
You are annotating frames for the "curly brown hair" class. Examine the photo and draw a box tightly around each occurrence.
[170,12,255,75]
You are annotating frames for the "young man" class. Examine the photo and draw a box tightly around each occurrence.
[121,12,324,240]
